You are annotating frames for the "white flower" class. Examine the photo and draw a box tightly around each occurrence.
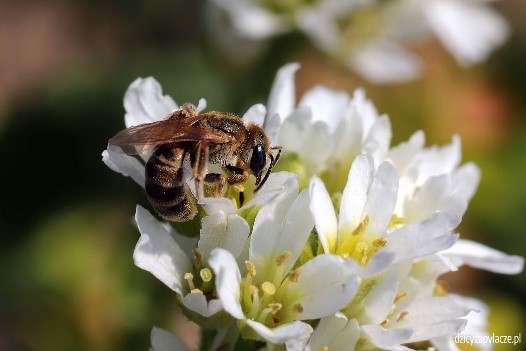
[269,64,391,190]
[132,205,226,324]
[310,154,460,270]
[387,133,481,224]
[207,0,362,42]
[208,182,361,344]
[207,0,508,83]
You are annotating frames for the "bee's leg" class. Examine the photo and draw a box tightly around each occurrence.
[204,173,227,197]
[225,165,249,184]
[193,141,209,200]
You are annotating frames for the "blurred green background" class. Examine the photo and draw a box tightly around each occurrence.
[0,0,525,350]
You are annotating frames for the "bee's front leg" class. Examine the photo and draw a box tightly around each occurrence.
[193,141,209,200]
[204,173,227,197]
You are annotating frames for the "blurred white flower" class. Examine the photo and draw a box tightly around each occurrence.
[206,0,509,83]
[209,181,361,344]
[150,326,190,351]
[421,0,509,66]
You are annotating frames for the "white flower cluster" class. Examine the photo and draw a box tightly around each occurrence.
[102,64,523,351]
[206,0,509,84]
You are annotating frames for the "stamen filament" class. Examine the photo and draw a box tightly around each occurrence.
[249,285,260,319]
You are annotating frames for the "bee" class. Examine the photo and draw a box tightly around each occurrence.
[108,103,282,222]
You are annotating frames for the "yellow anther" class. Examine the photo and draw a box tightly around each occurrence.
[191,288,203,294]
[184,272,194,281]
[200,268,213,282]
[276,251,293,266]
[373,238,387,249]
[341,253,350,260]
[245,261,257,277]
[249,285,259,297]
[380,319,389,327]
[320,347,329,351]
[352,216,370,235]
[268,302,282,314]
[394,291,407,304]
[292,303,304,314]
[396,310,409,323]
[262,281,276,296]
[288,268,301,282]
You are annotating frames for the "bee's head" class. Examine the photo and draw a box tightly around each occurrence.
[245,124,281,191]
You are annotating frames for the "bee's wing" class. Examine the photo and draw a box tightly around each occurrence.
[108,119,232,155]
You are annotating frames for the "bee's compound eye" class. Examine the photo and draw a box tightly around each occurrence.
[250,144,266,173]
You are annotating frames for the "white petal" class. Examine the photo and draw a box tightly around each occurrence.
[264,111,282,145]
[209,248,245,320]
[246,319,313,344]
[123,77,177,128]
[363,161,399,236]
[133,206,191,294]
[102,149,145,186]
[339,154,374,237]
[349,39,423,84]
[361,325,412,349]
[425,0,509,66]
[358,269,399,325]
[304,314,360,351]
[181,293,223,317]
[388,211,461,262]
[408,320,467,343]
[151,326,190,351]
[393,296,470,343]
[241,172,299,210]
[323,318,361,351]
[366,116,393,163]
[267,63,300,121]
[404,174,467,223]
[414,135,461,186]
[402,296,471,326]
[228,3,289,39]
[198,212,250,261]
[243,103,266,126]
[279,107,334,174]
[388,130,426,174]
[441,239,524,274]
[251,187,313,281]
[309,176,338,253]
[454,162,481,203]
[273,188,314,274]
[288,254,361,320]
[298,85,349,133]
[431,336,461,351]
[201,197,238,214]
